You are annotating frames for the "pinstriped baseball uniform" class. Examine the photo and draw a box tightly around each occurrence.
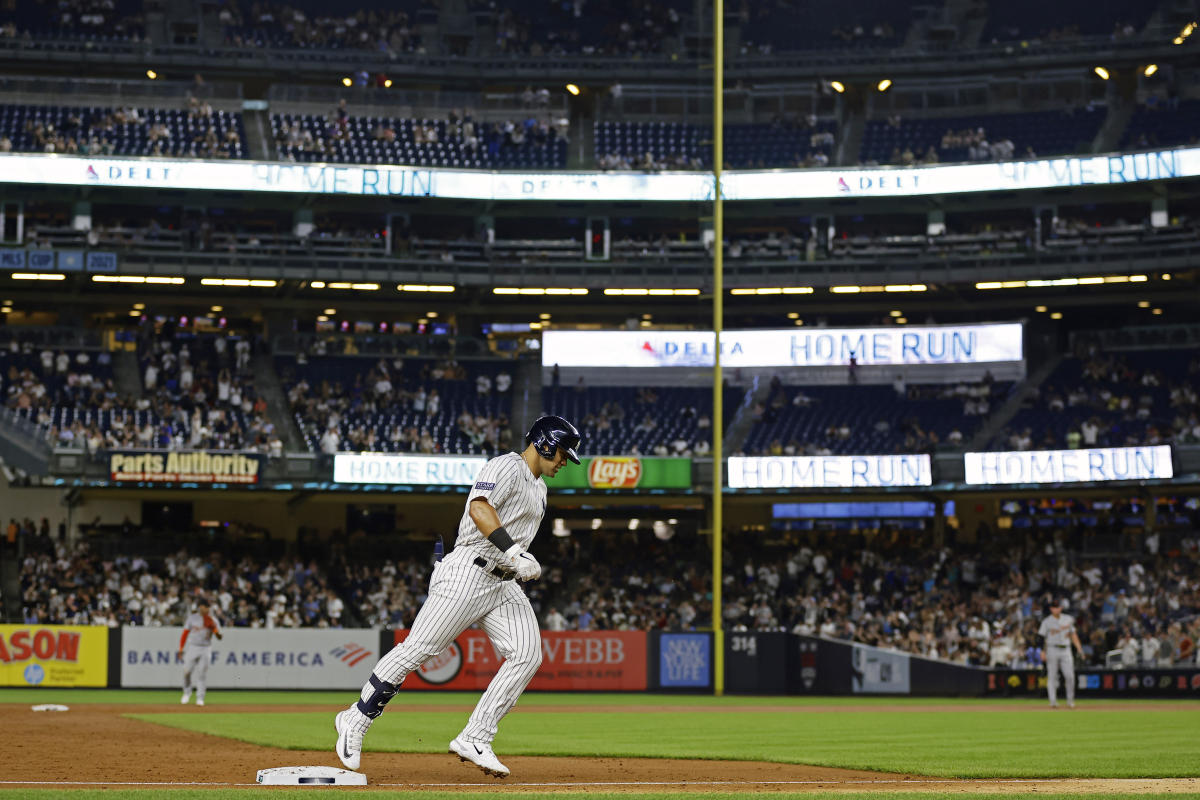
[1039,612,1076,706]
[357,451,548,744]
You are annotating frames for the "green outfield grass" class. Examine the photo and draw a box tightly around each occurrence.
[124,705,1200,778]
[0,688,1192,708]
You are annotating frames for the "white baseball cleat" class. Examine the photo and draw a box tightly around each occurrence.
[334,709,364,771]
[449,737,509,778]
[196,699,205,707]
[180,691,191,705]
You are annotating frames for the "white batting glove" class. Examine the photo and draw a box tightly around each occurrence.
[503,544,542,581]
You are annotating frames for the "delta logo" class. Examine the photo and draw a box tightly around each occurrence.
[0,628,81,663]
[588,457,642,489]
[329,642,373,667]
[85,165,100,181]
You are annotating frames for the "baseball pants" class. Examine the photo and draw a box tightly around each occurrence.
[182,647,211,702]
[361,549,542,744]
[1046,646,1075,705]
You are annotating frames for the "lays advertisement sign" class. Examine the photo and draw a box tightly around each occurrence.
[587,457,642,489]
[545,456,691,491]
[0,625,108,687]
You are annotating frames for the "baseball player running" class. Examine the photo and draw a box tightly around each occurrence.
[179,600,223,706]
[334,415,581,778]
[1038,598,1083,708]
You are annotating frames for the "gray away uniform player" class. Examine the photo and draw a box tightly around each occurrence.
[1038,598,1083,708]
[334,415,581,778]
[179,601,223,706]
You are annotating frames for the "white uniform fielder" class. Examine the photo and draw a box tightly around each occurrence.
[1038,612,1077,707]
[346,451,548,742]
[180,611,221,704]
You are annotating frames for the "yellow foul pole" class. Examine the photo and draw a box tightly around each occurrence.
[711,0,725,697]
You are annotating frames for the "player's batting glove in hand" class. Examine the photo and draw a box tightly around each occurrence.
[503,544,542,581]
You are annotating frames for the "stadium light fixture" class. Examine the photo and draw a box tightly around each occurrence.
[1175,36,1185,44]
[530,322,542,330]
[0,307,10,314]
[787,312,800,319]
[1152,308,1164,315]
[830,81,846,94]
[11,273,65,281]
[383,79,393,88]
[199,278,277,287]
[794,319,804,326]
[317,315,328,322]
[342,77,353,87]
[312,282,380,290]
[92,275,184,285]
[128,310,141,317]
[1163,273,1172,280]
[1094,66,1110,80]
[977,273,1146,290]
[731,286,813,295]
[895,317,907,324]
[1138,300,1151,308]
[211,305,223,312]
[541,313,553,319]
[603,288,698,296]
[1050,312,1063,319]
[1035,305,1048,312]
[397,284,455,293]
[146,69,158,80]
[426,311,438,318]
[132,303,145,310]
[324,308,337,315]
[877,79,892,92]
[889,310,902,317]
[494,287,588,296]
[1144,64,1159,77]
[565,84,581,96]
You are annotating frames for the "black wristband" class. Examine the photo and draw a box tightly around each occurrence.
[487,525,516,553]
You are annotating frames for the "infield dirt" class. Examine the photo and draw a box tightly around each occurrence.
[4,703,1197,794]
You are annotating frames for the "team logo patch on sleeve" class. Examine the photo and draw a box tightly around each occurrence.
[474,481,496,490]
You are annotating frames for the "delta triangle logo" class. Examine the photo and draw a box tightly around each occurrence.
[85,165,99,181]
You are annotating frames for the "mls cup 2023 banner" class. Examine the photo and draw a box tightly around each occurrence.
[394,630,647,691]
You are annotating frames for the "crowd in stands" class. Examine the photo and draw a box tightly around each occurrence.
[18,539,343,628]
[217,1,424,53]
[274,101,567,168]
[471,0,687,57]
[860,108,1103,167]
[1,328,278,455]
[726,530,1200,669]
[741,375,1004,457]
[0,0,145,42]
[544,382,719,458]
[595,116,836,172]
[284,353,513,456]
[0,98,245,159]
[135,328,280,454]
[995,345,1200,452]
[12,510,1200,672]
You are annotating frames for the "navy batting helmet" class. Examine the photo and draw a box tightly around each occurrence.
[526,415,581,464]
